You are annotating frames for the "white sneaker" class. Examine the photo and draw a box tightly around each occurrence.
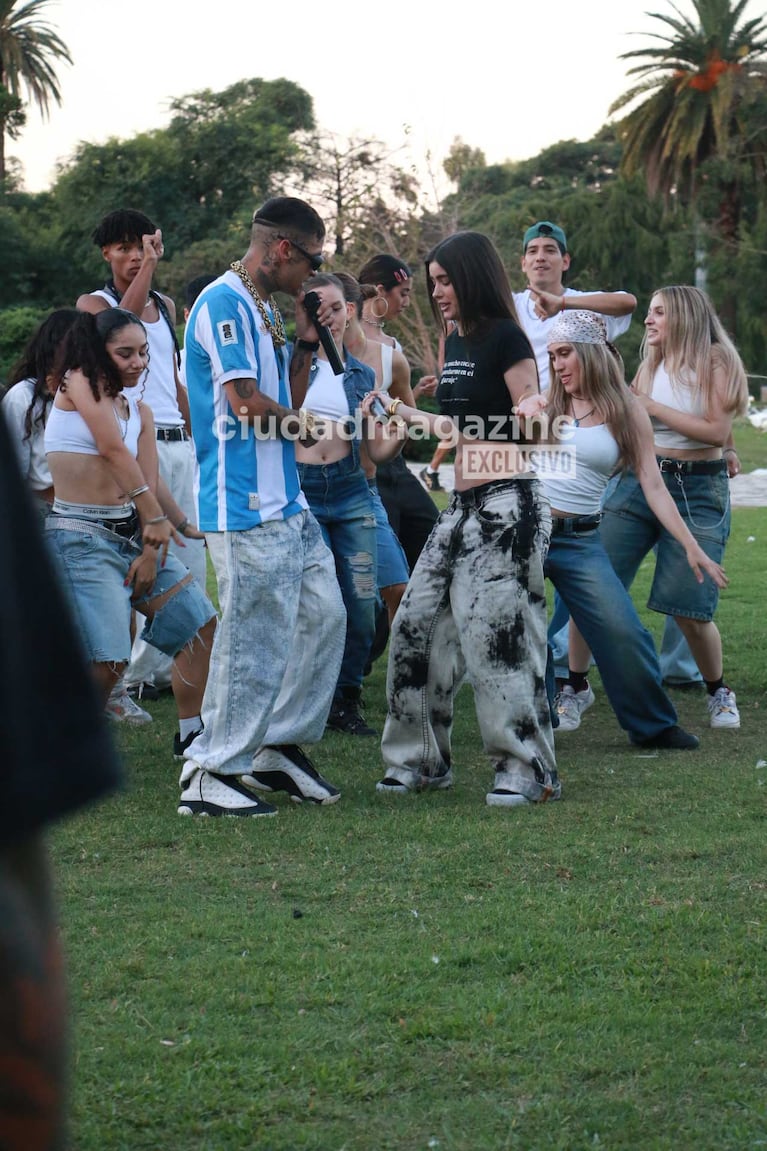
[105,681,153,725]
[178,765,278,817]
[248,744,341,805]
[554,683,595,732]
[707,686,741,729]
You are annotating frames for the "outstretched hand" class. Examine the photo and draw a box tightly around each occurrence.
[514,392,548,420]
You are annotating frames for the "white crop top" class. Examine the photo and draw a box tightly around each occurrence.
[45,391,142,458]
[650,362,711,451]
[537,423,621,516]
[306,358,349,420]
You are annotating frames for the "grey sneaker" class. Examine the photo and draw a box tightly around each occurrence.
[375,768,453,794]
[486,778,562,807]
[105,681,153,725]
[707,686,740,729]
[554,683,595,732]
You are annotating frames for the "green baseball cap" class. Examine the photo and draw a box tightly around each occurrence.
[523,221,567,253]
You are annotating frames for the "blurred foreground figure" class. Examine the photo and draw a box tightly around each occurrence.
[0,410,120,1150]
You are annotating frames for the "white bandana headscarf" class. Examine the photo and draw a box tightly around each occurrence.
[547,310,607,346]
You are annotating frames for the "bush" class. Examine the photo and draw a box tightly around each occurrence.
[0,306,47,386]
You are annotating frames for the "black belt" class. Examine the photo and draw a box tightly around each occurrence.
[156,426,188,442]
[656,457,726,475]
[551,513,602,535]
[47,510,139,541]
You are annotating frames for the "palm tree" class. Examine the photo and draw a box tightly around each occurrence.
[0,0,72,186]
[609,0,767,319]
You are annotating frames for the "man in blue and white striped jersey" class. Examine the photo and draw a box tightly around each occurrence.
[178,197,346,817]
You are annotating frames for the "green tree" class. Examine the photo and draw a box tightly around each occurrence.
[609,0,767,328]
[293,131,418,256]
[0,0,71,186]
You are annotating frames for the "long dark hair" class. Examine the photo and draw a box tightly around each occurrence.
[6,308,80,440]
[425,231,520,339]
[55,309,147,401]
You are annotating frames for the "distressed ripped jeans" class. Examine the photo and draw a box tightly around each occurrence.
[381,479,558,801]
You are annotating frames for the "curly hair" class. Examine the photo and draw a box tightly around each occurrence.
[54,309,148,402]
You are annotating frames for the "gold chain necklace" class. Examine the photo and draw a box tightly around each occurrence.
[230,260,287,349]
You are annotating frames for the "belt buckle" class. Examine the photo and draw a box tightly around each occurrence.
[659,458,678,474]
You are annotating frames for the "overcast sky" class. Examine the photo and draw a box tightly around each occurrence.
[12,0,701,194]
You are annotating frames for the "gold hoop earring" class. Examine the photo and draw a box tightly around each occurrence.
[371,295,388,320]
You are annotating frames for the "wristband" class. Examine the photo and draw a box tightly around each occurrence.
[176,518,189,533]
[128,484,150,499]
[296,338,320,351]
[145,515,168,525]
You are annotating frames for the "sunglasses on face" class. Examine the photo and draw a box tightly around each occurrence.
[282,235,324,272]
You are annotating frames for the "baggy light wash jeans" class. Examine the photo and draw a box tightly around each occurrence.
[184,509,346,778]
[381,479,558,802]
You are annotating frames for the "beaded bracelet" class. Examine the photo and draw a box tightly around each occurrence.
[560,296,567,313]
[128,483,150,499]
[723,448,737,456]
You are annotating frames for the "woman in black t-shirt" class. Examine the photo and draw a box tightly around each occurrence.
[363,231,559,807]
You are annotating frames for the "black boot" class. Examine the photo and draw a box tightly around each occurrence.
[326,688,378,737]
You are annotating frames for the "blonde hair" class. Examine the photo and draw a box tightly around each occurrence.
[634,286,748,417]
[547,341,643,472]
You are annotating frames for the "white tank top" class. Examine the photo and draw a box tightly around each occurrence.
[91,289,183,426]
[45,390,142,458]
[537,423,620,515]
[380,343,393,390]
[306,358,349,419]
[650,362,711,450]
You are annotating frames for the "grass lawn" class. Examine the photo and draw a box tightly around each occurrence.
[53,502,766,1151]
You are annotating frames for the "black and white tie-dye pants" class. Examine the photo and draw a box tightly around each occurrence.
[381,477,558,802]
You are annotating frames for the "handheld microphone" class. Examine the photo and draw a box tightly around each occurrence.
[302,291,345,376]
[369,395,390,420]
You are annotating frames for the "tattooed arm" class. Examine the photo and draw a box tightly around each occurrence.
[223,377,300,435]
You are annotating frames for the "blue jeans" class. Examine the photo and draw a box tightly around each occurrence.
[545,522,678,741]
[183,510,346,778]
[600,465,730,621]
[368,480,409,589]
[45,515,215,664]
[660,616,702,683]
[299,457,377,695]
